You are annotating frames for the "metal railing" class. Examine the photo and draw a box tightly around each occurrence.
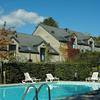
[33,83,51,100]
[22,84,38,100]
[22,83,51,100]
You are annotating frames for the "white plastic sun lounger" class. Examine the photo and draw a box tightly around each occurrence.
[22,72,41,83]
[46,73,59,82]
[86,72,99,82]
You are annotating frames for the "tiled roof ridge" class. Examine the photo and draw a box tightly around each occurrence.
[40,23,91,37]
[39,23,66,31]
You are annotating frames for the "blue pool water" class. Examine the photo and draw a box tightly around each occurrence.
[0,82,99,100]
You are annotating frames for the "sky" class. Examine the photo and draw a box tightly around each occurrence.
[0,0,100,36]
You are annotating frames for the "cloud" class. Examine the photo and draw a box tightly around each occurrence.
[0,9,44,27]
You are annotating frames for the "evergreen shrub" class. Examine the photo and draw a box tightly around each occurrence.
[3,62,97,83]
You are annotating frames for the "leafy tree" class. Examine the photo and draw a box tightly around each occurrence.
[0,21,16,84]
[41,17,59,27]
[93,36,100,44]
[0,21,16,61]
[71,51,100,64]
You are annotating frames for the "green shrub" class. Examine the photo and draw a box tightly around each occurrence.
[2,62,97,83]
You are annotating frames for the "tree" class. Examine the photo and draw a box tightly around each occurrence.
[0,21,16,83]
[93,36,100,44]
[41,17,59,27]
[0,21,16,60]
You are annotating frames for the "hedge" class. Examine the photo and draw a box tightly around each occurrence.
[1,62,99,84]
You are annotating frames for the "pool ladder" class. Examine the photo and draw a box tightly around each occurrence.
[22,83,51,100]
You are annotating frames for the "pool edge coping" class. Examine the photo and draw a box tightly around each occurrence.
[0,81,100,87]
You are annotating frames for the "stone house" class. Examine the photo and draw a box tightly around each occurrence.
[0,24,100,62]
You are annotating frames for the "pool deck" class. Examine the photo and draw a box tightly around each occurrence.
[56,89,100,100]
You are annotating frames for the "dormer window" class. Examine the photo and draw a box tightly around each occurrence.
[69,33,78,49]
[88,40,94,52]
[9,44,16,51]
[70,37,77,48]
[89,41,93,46]
[51,31,55,34]
[71,38,75,44]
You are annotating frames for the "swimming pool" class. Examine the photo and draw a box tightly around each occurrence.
[0,81,100,100]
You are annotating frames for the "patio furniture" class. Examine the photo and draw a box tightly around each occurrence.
[86,72,99,82]
[22,72,41,83]
[46,73,59,82]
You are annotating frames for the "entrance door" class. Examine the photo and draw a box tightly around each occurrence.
[40,48,45,62]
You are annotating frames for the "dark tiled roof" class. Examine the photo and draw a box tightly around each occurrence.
[12,33,44,47]
[40,24,91,43]
[11,33,58,54]
[40,24,69,42]
[19,46,38,53]
[77,40,88,45]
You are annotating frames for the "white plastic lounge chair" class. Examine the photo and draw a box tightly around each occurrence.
[32,77,41,82]
[22,72,41,83]
[86,72,99,82]
[46,73,59,82]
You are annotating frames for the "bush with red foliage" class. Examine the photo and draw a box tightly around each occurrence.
[67,48,80,59]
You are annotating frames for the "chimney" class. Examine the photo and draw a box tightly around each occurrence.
[64,28,68,32]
